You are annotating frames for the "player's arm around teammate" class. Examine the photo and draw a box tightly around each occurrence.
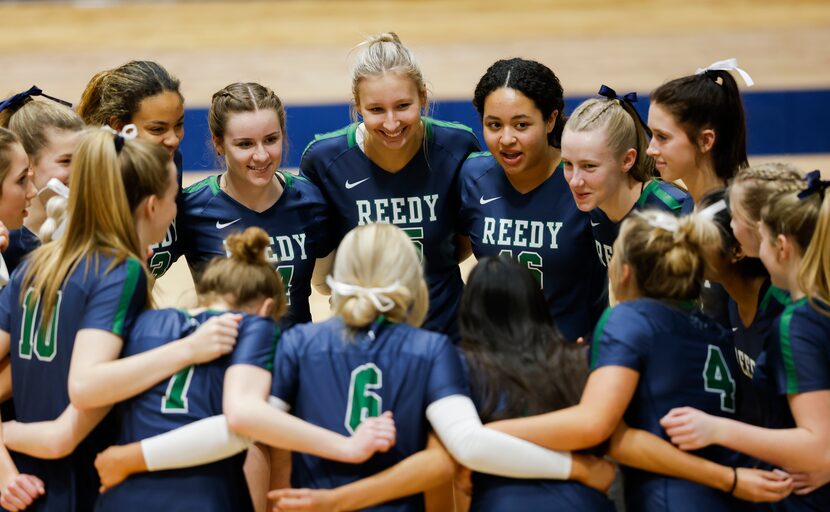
[661,173,830,474]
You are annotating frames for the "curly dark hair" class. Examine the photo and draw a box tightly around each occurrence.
[472,58,566,148]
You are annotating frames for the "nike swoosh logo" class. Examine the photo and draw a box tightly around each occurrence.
[216,218,242,229]
[479,195,501,205]
[345,177,370,189]
[732,327,739,332]
[590,221,600,227]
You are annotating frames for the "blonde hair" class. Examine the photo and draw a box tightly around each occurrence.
[77,61,182,127]
[800,192,830,307]
[22,129,171,322]
[731,162,803,223]
[196,227,287,321]
[615,210,721,300]
[564,98,655,182]
[0,128,21,198]
[350,32,428,121]
[7,101,84,161]
[332,223,428,328]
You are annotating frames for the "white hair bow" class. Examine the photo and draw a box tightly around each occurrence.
[646,211,681,233]
[695,58,754,87]
[697,199,728,219]
[326,275,401,313]
[100,123,139,139]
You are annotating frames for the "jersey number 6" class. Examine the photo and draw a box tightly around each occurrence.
[345,363,383,434]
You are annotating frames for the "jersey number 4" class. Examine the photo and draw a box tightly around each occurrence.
[19,288,62,361]
[703,345,736,413]
[345,363,383,434]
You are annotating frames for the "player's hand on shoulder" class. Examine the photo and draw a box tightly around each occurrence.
[733,467,792,502]
[345,410,396,463]
[184,312,242,364]
[268,488,337,512]
[0,473,44,511]
[570,454,616,494]
[659,406,718,450]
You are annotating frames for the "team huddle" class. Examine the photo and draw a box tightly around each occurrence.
[0,30,826,512]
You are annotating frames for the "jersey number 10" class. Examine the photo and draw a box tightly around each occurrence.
[18,289,62,361]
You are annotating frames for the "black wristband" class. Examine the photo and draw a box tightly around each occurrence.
[728,467,738,495]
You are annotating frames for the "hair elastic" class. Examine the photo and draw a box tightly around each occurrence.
[100,124,138,153]
[597,84,652,138]
[326,275,401,313]
[798,170,830,201]
[0,86,73,113]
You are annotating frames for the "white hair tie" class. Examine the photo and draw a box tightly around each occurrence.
[646,211,681,233]
[695,58,754,87]
[698,199,728,220]
[326,275,401,313]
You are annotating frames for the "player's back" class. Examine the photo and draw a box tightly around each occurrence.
[271,317,468,511]
[592,298,756,511]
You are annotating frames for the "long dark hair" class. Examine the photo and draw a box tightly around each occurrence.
[651,70,748,181]
[459,255,587,422]
[472,58,566,148]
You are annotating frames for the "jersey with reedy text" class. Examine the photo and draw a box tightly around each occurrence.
[459,152,606,341]
[300,118,480,340]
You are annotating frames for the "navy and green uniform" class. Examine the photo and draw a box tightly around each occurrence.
[458,153,606,341]
[729,280,789,427]
[148,149,183,278]
[96,309,279,512]
[763,297,830,511]
[178,171,333,328]
[0,254,146,512]
[271,316,468,511]
[3,227,40,274]
[300,118,480,339]
[591,299,756,511]
[589,179,689,267]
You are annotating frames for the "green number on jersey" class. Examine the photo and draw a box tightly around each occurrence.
[161,366,195,414]
[703,345,736,413]
[149,251,171,278]
[277,265,294,305]
[498,249,544,286]
[19,288,61,362]
[345,363,383,434]
[402,227,424,260]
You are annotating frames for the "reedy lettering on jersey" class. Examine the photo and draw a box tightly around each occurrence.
[734,347,756,379]
[595,241,613,268]
[224,233,308,263]
[481,217,563,249]
[150,219,177,250]
[355,194,439,226]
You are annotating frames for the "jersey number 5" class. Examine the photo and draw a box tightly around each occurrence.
[19,288,62,361]
[703,345,736,413]
[345,363,383,434]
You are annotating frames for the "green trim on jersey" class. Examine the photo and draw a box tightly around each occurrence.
[590,307,615,369]
[779,298,807,394]
[112,258,142,336]
[423,117,475,140]
[265,325,281,373]
[301,124,356,160]
[637,180,683,211]
[466,151,492,160]
[759,285,791,313]
[183,175,220,196]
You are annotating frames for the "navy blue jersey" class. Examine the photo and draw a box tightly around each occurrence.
[591,299,755,511]
[730,280,789,427]
[0,253,147,512]
[763,298,830,511]
[271,317,468,511]
[148,149,183,278]
[178,171,333,328]
[458,153,606,341]
[589,179,689,267]
[96,309,278,512]
[3,227,40,274]
[300,118,479,339]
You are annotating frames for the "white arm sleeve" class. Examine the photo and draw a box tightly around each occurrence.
[141,415,253,471]
[426,394,572,479]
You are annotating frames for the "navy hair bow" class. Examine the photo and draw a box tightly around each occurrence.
[798,170,830,201]
[0,86,73,114]
[597,84,652,138]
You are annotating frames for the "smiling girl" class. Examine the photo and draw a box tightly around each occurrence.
[458,58,605,341]
[300,32,480,340]
[562,88,689,268]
